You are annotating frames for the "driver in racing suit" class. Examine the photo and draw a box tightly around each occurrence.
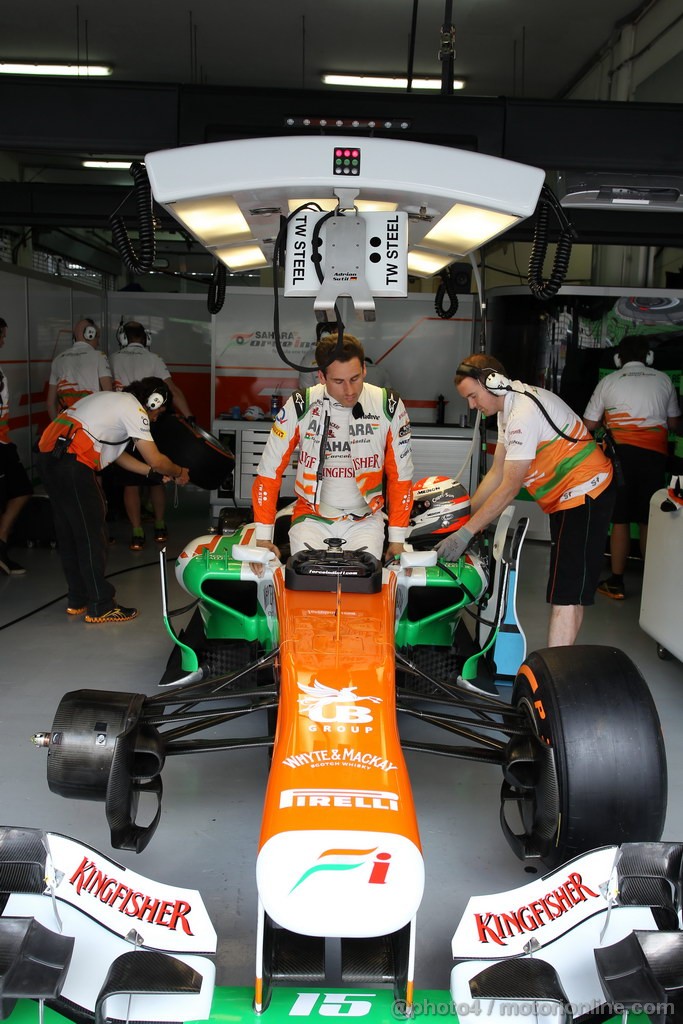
[253,334,413,561]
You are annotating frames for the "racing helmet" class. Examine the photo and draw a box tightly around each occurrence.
[407,476,471,549]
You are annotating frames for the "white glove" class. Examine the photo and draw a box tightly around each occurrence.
[435,526,474,563]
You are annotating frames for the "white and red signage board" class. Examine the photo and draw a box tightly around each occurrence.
[46,832,217,953]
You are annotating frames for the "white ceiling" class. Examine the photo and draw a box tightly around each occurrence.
[2,0,650,99]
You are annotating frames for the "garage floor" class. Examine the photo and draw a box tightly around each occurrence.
[1,486,681,992]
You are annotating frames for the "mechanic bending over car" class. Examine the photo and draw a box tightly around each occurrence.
[437,353,615,648]
[37,377,190,624]
[253,333,413,562]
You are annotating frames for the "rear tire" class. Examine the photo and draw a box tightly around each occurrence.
[501,645,667,869]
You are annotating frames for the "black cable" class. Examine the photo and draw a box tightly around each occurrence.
[505,385,592,445]
[434,265,460,319]
[270,203,345,373]
[207,259,227,315]
[527,184,577,301]
[109,161,157,274]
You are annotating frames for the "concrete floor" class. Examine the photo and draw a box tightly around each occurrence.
[1,487,681,992]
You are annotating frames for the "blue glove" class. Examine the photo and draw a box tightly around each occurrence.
[435,526,474,563]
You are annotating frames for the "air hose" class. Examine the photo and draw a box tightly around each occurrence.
[527,185,576,301]
[109,161,156,274]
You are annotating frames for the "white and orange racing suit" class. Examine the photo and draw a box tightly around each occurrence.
[252,383,414,556]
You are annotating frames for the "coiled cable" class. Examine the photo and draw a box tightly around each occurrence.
[527,184,576,301]
[109,161,157,274]
[207,259,227,314]
[434,265,460,318]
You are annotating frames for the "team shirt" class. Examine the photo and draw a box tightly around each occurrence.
[48,342,112,408]
[111,344,170,388]
[38,391,153,470]
[583,362,679,454]
[499,382,612,513]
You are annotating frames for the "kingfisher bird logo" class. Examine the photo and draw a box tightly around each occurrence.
[289,848,392,893]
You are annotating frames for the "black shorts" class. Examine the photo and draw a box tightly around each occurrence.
[104,461,148,488]
[547,481,616,607]
[0,442,33,508]
[612,444,667,525]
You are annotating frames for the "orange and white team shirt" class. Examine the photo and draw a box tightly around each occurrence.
[48,342,112,409]
[38,391,153,470]
[253,383,414,543]
[111,344,170,389]
[583,362,679,454]
[499,383,613,514]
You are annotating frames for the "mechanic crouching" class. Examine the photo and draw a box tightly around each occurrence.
[253,333,413,563]
[437,353,615,647]
[37,377,190,623]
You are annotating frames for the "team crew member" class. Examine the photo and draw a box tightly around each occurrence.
[37,377,190,623]
[111,320,193,548]
[584,336,680,600]
[0,317,33,575]
[253,334,413,561]
[47,318,112,418]
[438,354,615,647]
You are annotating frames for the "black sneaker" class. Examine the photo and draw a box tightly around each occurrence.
[0,541,26,575]
[85,605,139,623]
[597,577,625,600]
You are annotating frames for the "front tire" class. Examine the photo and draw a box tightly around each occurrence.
[501,646,667,869]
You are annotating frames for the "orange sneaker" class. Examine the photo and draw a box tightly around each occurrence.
[85,605,139,623]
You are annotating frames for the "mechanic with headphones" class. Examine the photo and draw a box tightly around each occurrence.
[110,320,194,549]
[438,353,615,647]
[37,378,190,624]
[47,319,113,419]
[583,336,680,600]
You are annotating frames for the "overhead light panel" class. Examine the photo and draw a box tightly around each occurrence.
[82,160,132,170]
[421,203,518,256]
[145,136,544,288]
[322,74,465,90]
[287,199,398,213]
[214,245,268,271]
[407,250,455,278]
[0,63,112,77]
[171,197,252,246]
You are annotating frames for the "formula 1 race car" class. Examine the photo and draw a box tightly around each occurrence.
[32,488,667,1016]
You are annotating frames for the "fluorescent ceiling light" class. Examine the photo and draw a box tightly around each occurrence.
[322,74,465,91]
[287,199,398,213]
[82,160,132,170]
[422,203,518,255]
[0,63,112,77]
[214,245,268,271]
[407,250,455,278]
[172,197,252,246]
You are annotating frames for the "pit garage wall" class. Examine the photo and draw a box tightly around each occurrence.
[1,268,476,480]
[212,289,477,425]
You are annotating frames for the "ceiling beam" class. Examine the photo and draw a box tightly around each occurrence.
[1,77,683,173]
